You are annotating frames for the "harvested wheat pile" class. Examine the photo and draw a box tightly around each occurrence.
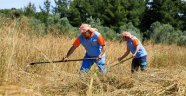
[4,66,184,96]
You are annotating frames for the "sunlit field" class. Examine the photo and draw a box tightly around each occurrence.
[0,19,186,96]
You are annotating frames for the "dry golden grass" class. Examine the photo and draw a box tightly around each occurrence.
[0,18,186,96]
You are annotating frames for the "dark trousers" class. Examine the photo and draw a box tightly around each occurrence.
[131,55,147,73]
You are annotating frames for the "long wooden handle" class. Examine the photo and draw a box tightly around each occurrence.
[109,57,133,68]
[30,58,97,65]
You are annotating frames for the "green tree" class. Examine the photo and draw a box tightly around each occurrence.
[141,0,183,38]
[100,0,128,31]
[126,0,146,27]
[24,2,36,17]
[68,0,146,32]
[53,0,69,16]
[179,1,186,30]
[69,0,128,31]
[38,0,51,34]
[69,0,94,25]
[67,0,84,26]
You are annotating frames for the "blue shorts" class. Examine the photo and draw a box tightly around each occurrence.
[131,55,147,73]
[80,54,106,74]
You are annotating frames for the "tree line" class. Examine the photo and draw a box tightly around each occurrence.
[0,0,186,45]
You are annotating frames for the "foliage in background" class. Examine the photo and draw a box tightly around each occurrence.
[23,2,36,17]
[69,0,146,32]
[29,17,46,35]
[0,9,23,19]
[141,0,184,33]
[0,0,186,45]
[119,22,142,40]
[177,31,186,46]
[87,16,117,40]
[149,22,186,45]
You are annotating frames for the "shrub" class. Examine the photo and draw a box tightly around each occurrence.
[149,22,185,45]
[29,17,46,35]
[97,26,117,40]
[119,22,142,40]
[177,31,186,46]
[87,17,117,40]
[57,17,79,37]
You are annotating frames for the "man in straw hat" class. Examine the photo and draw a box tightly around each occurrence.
[63,23,106,74]
[118,31,147,73]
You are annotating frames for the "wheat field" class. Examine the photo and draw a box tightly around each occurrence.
[0,18,186,96]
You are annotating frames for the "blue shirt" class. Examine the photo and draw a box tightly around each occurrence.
[127,36,147,58]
